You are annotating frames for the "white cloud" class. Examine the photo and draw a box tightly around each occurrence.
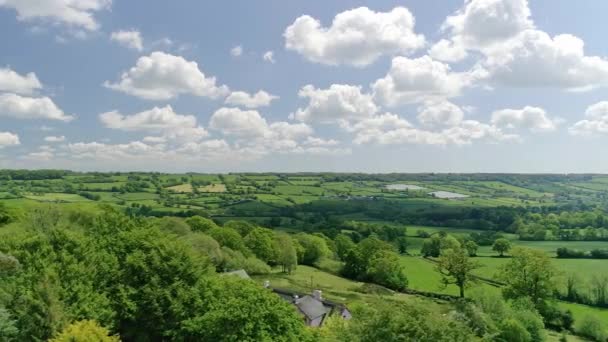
[480,30,608,91]
[431,0,533,62]
[44,135,66,142]
[0,93,74,121]
[569,101,608,136]
[110,30,143,51]
[225,90,278,108]
[209,107,270,138]
[294,84,378,124]
[0,67,42,95]
[99,105,207,142]
[268,122,313,140]
[66,141,167,160]
[104,51,229,100]
[263,51,275,63]
[372,56,476,106]
[0,132,20,148]
[284,6,425,67]
[230,45,243,57]
[303,136,339,147]
[417,100,464,126]
[491,106,557,132]
[22,150,54,161]
[0,0,111,31]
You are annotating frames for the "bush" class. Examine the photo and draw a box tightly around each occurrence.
[576,315,608,342]
[49,320,119,342]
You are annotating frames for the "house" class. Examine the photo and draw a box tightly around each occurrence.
[268,285,351,327]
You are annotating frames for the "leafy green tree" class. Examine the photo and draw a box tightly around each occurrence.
[464,240,478,257]
[295,233,330,265]
[334,234,356,261]
[576,315,608,342]
[223,220,256,236]
[208,227,249,255]
[367,250,408,290]
[50,320,119,342]
[492,238,512,257]
[499,247,557,308]
[244,228,276,263]
[498,319,531,342]
[185,216,219,232]
[0,252,19,275]
[180,277,311,341]
[156,216,191,236]
[0,307,18,341]
[186,233,223,268]
[274,233,297,274]
[436,247,480,298]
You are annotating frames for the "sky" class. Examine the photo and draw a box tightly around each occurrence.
[2,0,608,173]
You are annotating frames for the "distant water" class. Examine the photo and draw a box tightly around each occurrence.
[429,191,469,199]
[385,184,424,190]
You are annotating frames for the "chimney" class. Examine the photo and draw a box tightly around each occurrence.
[263,280,270,288]
[312,290,322,301]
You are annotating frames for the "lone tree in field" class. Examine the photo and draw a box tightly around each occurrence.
[499,247,557,308]
[436,246,480,298]
[492,238,512,257]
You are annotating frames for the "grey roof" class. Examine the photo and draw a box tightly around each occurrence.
[295,295,329,320]
[221,269,251,279]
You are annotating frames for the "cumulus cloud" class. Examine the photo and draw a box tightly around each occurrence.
[491,106,558,132]
[0,132,20,148]
[480,30,608,91]
[209,107,271,138]
[351,113,517,146]
[294,84,378,124]
[372,56,476,106]
[110,30,143,51]
[569,101,608,136]
[0,67,42,95]
[417,100,464,126]
[263,51,275,63]
[44,135,66,142]
[0,93,74,121]
[225,90,278,108]
[230,45,243,57]
[104,51,229,100]
[0,0,111,31]
[430,0,533,61]
[99,105,207,142]
[284,6,425,67]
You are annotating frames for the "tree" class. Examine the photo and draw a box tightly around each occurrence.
[492,238,512,257]
[49,320,119,342]
[295,233,330,265]
[244,228,276,263]
[223,220,256,236]
[464,240,478,257]
[208,227,249,255]
[186,233,223,268]
[367,250,408,290]
[576,315,608,342]
[274,233,297,274]
[498,319,531,342]
[157,216,191,236]
[436,247,480,298]
[185,216,218,232]
[0,307,18,341]
[499,248,557,308]
[334,234,356,261]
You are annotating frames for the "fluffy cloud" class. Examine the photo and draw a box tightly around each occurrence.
[351,113,517,146]
[430,0,533,61]
[294,84,378,124]
[104,51,229,100]
[99,105,207,142]
[263,51,275,63]
[569,101,608,136]
[225,90,278,108]
[491,106,557,132]
[110,30,143,51]
[372,56,475,106]
[0,93,74,121]
[0,132,20,148]
[44,135,66,142]
[284,7,425,67]
[480,30,608,91]
[0,67,42,95]
[230,45,243,57]
[66,141,166,160]
[209,107,270,138]
[0,0,111,31]
[417,100,464,126]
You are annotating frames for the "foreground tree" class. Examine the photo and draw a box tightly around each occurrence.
[492,238,512,257]
[499,247,557,308]
[436,247,480,298]
[50,320,119,342]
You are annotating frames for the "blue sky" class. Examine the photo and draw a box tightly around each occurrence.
[2,0,608,172]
